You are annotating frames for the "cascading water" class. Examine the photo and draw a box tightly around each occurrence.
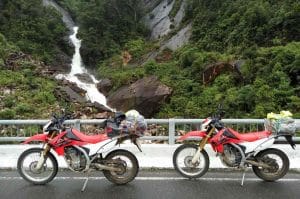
[43,0,109,109]
[57,27,107,106]
[69,27,85,75]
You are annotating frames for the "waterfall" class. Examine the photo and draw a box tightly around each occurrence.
[43,0,110,109]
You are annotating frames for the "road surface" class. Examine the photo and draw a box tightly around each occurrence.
[0,170,299,199]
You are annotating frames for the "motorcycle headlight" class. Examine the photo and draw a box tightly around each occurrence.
[43,121,52,134]
[201,118,211,130]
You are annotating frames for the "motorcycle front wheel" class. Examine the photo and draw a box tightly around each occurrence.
[17,148,58,185]
[103,150,139,185]
[173,144,209,178]
[252,148,289,182]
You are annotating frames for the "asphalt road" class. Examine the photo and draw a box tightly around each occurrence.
[0,170,300,199]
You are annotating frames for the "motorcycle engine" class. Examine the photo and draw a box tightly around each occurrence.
[220,144,242,167]
[64,146,88,171]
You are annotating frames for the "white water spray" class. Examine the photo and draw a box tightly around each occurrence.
[69,27,85,75]
[43,0,110,108]
[57,27,108,107]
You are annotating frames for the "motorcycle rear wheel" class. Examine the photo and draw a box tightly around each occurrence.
[252,148,289,182]
[17,148,58,185]
[173,144,209,179]
[103,150,139,185]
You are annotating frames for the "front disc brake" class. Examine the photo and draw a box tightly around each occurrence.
[184,156,199,167]
[29,161,46,174]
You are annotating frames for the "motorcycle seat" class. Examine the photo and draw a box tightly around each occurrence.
[69,128,109,144]
[228,128,271,142]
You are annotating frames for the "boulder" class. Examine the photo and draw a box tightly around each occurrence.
[107,76,172,117]
[49,52,71,74]
[54,79,87,103]
[202,61,243,85]
[94,112,109,119]
[75,73,94,84]
[96,78,112,96]
[54,86,87,103]
[86,102,112,112]
[59,79,86,95]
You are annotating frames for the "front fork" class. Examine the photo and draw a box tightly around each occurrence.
[35,133,56,170]
[191,127,215,164]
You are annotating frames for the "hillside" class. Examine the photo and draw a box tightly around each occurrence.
[0,0,299,119]
[0,33,65,119]
[94,0,300,118]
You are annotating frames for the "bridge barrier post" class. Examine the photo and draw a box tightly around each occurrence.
[74,119,81,131]
[169,119,175,145]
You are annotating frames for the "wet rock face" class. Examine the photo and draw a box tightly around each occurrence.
[60,79,86,95]
[55,85,87,103]
[143,0,163,11]
[75,73,94,84]
[162,23,192,51]
[107,76,172,117]
[88,102,112,113]
[144,0,174,40]
[96,78,112,96]
[50,52,71,74]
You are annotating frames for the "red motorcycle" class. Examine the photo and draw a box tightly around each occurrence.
[17,111,145,190]
[173,107,296,185]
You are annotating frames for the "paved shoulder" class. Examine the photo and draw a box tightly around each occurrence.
[1,170,300,199]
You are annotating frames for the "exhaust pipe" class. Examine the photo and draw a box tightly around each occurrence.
[245,160,271,168]
[94,163,122,172]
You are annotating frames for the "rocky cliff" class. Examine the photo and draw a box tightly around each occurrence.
[143,0,191,50]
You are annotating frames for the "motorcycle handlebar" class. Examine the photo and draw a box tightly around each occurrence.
[49,111,74,131]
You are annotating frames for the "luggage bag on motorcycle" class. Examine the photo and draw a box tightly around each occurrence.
[264,111,296,136]
[106,110,147,138]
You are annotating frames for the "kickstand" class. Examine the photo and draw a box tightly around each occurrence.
[81,177,89,192]
[241,170,246,186]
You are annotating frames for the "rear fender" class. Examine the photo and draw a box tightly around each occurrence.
[22,134,48,144]
[283,135,296,149]
[178,131,207,141]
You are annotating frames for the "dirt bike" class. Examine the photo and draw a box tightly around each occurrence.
[173,106,296,185]
[17,111,144,191]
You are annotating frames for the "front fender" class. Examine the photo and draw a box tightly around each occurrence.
[178,131,207,141]
[23,134,48,144]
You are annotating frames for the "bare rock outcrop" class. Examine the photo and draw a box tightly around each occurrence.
[96,78,112,96]
[75,73,94,84]
[107,76,172,117]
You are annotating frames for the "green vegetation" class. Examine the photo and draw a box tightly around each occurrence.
[189,0,300,53]
[0,0,70,65]
[57,0,148,66]
[95,0,300,118]
[0,0,299,119]
[0,33,65,119]
[169,0,184,19]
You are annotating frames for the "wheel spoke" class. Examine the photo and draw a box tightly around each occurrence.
[17,148,58,185]
[252,149,289,182]
[173,144,209,178]
[103,150,138,185]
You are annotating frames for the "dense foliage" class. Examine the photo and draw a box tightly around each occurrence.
[0,33,65,119]
[0,0,70,64]
[0,0,299,119]
[189,0,300,53]
[57,0,148,66]
[97,0,300,118]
